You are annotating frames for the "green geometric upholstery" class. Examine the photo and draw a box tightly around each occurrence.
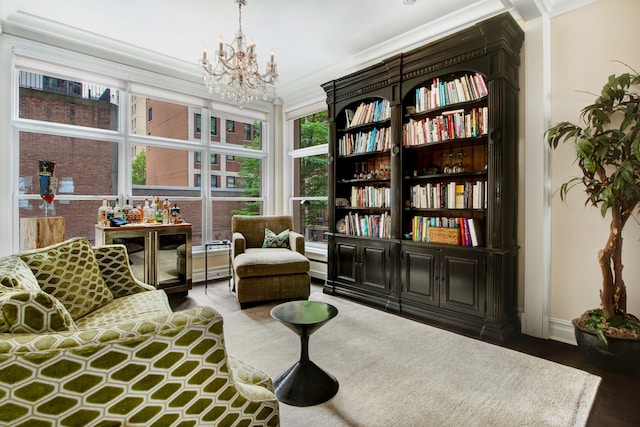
[74,288,171,329]
[0,289,76,333]
[20,238,114,320]
[0,256,41,291]
[0,257,76,334]
[0,239,280,426]
[92,244,157,298]
[261,228,290,248]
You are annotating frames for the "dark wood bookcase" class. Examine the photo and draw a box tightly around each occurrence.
[322,13,524,342]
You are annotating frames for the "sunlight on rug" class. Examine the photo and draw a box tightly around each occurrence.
[222,292,600,427]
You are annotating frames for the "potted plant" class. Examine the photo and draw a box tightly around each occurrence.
[546,68,640,374]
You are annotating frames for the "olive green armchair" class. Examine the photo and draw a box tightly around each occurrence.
[231,215,311,308]
[0,237,279,426]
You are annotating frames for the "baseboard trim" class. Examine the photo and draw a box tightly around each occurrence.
[548,317,577,345]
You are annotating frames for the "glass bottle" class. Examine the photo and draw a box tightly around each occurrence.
[122,199,132,222]
[142,198,152,223]
[162,199,170,224]
[113,200,122,219]
[136,203,144,223]
[97,197,109,226]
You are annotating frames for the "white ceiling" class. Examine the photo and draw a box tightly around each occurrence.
[0,0,591,106]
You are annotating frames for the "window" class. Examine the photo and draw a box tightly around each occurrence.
[19,71,118,131]
[195,114,202,134]
[12,53,268,252]
[243,123,251,141]
[211,117,218,137]
[193,112,214,139]
[290,110,329,245]
[226,120,234,133]
[17,71,121,241]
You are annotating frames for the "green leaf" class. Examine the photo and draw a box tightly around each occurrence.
[596,328,608,345]
[608,315,625,327]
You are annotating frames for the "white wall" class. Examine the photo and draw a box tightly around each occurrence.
[547,0,640,341]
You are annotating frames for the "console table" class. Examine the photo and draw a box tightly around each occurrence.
[95,223,192,294]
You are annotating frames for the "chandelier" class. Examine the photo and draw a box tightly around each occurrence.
[201,0,278,105]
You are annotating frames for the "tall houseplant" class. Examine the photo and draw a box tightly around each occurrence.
[546,70,640,347]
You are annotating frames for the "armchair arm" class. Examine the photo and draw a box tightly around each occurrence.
[93,244,156,297]
[289,230,306,255]
[232,232,246,258]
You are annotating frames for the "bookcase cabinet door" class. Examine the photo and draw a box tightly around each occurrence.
[329,236,393,295]
[439,248,486,317]
[361,240,391,291]
[400,245,439,306]
[335,239,357,285]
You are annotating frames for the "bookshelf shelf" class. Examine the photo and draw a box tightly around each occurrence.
[322,12,523,342]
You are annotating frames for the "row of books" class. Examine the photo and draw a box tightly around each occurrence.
[411,216,483,247]
[403,107,488,146]
[338,126,390,156]
[350,185,391,209]
[345,99,391,128]
[343,212,392,238]
[408,180,487,210]
[414,73,488,113]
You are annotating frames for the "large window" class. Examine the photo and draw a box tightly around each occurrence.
[290,110,329,246]
[13,57,268,251]
[17,70,121,242]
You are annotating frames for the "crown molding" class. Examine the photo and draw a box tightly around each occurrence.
[2,11,200,83]
[2,1,598,109]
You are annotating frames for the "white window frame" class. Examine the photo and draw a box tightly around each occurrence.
[285,100,329,255]
[4,36,273,253]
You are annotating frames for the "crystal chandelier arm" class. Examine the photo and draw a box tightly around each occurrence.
[200,0,278,104]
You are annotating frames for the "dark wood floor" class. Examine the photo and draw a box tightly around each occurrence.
[169,279,640,427]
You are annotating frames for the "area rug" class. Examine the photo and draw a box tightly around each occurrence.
[222,292,600,427]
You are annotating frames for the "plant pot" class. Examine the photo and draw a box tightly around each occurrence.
[573,319,640,376]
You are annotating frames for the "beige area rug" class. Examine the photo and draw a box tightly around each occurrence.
[222,292,600,427]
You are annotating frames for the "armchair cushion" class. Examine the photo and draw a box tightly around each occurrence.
[0,256,40,291]
[262,227,290,248]
[0,289,76,333]
[234,248,309,278]
[20,237,114,320]
[75,288,171,329]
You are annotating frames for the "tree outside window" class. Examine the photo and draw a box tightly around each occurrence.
[293,111,329,243]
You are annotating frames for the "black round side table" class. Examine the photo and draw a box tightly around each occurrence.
[270,300,339,406]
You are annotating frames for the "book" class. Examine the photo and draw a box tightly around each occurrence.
[455,183,465,209]
[462,218,472,246]
[469,218,483,246]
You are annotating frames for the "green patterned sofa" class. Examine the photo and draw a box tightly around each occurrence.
[0,237,279,427]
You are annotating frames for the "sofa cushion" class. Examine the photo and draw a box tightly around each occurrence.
[20,237,114,320]
[75,289,171,329]
[233,248,310,278]
[0,256,41,291]
[262,228,290,248]
[0,289,77,333]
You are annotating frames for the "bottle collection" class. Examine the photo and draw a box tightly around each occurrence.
[98,197,182,227]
